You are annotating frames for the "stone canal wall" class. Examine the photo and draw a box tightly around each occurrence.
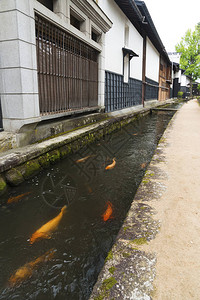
[0,100,178,197]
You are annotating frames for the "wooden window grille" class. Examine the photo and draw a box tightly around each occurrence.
[35,14,99,115]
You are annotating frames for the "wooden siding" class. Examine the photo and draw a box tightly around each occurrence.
[158,56,171,101]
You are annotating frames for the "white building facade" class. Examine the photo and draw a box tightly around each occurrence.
[97,0,144,112]
[98,0,172,111]
[169,53,191,98]
[0,0,112,132]
[0,0,172,136]
[146,38,159,83]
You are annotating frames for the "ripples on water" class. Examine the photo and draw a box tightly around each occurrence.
[0,111,176,300]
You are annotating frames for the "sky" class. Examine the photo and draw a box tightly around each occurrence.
[143,0,200,52]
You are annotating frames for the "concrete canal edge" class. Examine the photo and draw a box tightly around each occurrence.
[0,99,178,198]
[89,106,178,299]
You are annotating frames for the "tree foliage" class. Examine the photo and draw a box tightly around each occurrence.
[175,23,200,81]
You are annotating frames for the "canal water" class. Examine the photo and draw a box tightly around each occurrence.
[0,107,180,300]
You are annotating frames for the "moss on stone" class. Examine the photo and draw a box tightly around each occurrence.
[131,247,139,251]
[108,266,116,275]
[140,206,146,210]
[48,149,61,164]
[95,130,104,140]
[94,295,105,300]
[5,168,24,186]
[38,154,51,169]
[123,226,130,233]
[122,252,131,257]
[93,276,117,300]
[71,140,80,153]
[159,137,166,144]
[102,277,117,291]
[59,145,72,159]
[105,250,113,262]
[17,159,42,180]
[89,133,95,142]
[131,237,147,245]
[142,179,150,185]
[0,175,7,195]
[145,170,154,177]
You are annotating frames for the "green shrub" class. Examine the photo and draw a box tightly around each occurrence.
[177,91,183,98]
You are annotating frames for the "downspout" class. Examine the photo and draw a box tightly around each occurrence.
[142,34,146,107]
[158,54,161,101]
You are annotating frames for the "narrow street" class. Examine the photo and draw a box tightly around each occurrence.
[149,99,200,299]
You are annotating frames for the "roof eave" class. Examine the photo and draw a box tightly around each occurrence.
[114,0,143,34]
[135,0,171,65]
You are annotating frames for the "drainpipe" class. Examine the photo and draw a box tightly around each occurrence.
[142,34,146,107]
[171,60,173,98]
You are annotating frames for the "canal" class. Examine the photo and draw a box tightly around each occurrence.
[0,107,180,300]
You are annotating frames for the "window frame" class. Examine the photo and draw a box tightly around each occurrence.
[70,8,86,32]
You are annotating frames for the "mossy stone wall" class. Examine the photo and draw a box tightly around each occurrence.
[0,110,149,196]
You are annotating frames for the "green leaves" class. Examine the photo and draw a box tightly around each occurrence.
[175,23,200,81]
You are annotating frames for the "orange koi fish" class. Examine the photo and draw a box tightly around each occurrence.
[102,201,113,222]
[132,133,138,136]
[29,206,67,244]
[7,192,31,204]
[105,158,116,170]
[76,155,94,163]
[8,249,55,287]
[141,162,147,169]
[87,186,92,194]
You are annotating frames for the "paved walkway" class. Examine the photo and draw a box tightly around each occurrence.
[149,99,200,299]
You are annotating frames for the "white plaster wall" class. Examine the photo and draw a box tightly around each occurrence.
[181,74,187,87]
[97,0,143,80]
[174,70,182,83]
[174,71,179,79]
[181,74,190,87]
[186,76,190,87]
[129,25,143,80]
[146,37,159,82]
